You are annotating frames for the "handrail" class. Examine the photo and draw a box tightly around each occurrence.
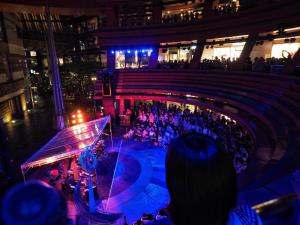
[253,193,298,215]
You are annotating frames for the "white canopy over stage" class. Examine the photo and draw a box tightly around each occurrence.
[21,115,111,179]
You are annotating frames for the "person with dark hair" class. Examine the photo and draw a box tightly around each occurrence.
[147,133,262,225]
[1,181,72,225]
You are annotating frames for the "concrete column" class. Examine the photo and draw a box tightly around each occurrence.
[283,48,300,74]
[202,0,214,19]
[105,6,118,27]
[45,6,65,130]
[130,98,135,109]
[149,47,159,68]
[119,98,125,115]
[238,34,257,63]
[2,54,12,80]
[23,57,33,109]
[190,41,205,69]
[152,0,162,24]
[103,97,116,120]
[107,50,116,69]
[233,34,257,70]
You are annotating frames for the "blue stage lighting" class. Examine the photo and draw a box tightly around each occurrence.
[127,50,131,53]
[111,50,115,54]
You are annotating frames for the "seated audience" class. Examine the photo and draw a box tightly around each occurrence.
[124,102,253,174]
[162,11,201,25]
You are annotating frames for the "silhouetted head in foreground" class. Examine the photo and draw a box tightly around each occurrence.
[166,133,237,225]
[1,181,68,225]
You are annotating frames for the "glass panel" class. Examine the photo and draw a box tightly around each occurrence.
[271,43,300,58]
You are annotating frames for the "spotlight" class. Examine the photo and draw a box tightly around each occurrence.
[142,49,145,53]
[149,49,153,53]
[135,50,138,54]
[111,50,115,54]
[127,50,131,53]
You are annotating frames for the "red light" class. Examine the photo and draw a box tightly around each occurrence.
[72,120,76,124]
[77,110,81,113]
[72,114,76,118]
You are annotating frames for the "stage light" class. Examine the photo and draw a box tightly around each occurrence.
[77,114,83,118]
[78,118,83,123]
[111,50,115,54]
[72,114,76,118]
[77,110,81,113]
[127,50,131,53]
[119,51,123,54]
[142,49,145,53]
[11,120,16,124]
[72,120,76,124]
[149,49,153,53]
[135,50,138,54]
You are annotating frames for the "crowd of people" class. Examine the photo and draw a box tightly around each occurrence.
[200,56,292,72]
[251,56,291,72]
[156,60,190,69]
[199,57,234,70]
[156,55,291,72]
[118,16,152,27]
[213,3,239,15]
[162,11,202,24]
[124,102,254,174]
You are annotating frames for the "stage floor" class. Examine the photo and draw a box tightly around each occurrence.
[102,139,169,224]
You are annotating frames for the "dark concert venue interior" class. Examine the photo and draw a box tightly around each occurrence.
[0,0,300,224]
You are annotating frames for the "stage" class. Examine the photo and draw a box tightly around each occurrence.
[97,139,170,224]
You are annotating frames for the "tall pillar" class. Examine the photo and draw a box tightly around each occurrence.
[190,40,206,69]
[283,48,300,74]
[45,6,65,130]
[130,98,135,109]
[102,97,116,119]
[152,0,162,24]
[149,47,159,68]
[107,50,116,69]
[238,34,257,62]
[23,57,34,109]
[233,34,257,70]
[119,99,125,115]
[105,6,118,27]
[2,54,12,80]
[202,0,214,19]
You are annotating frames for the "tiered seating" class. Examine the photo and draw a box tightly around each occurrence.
[95,69,300,189]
